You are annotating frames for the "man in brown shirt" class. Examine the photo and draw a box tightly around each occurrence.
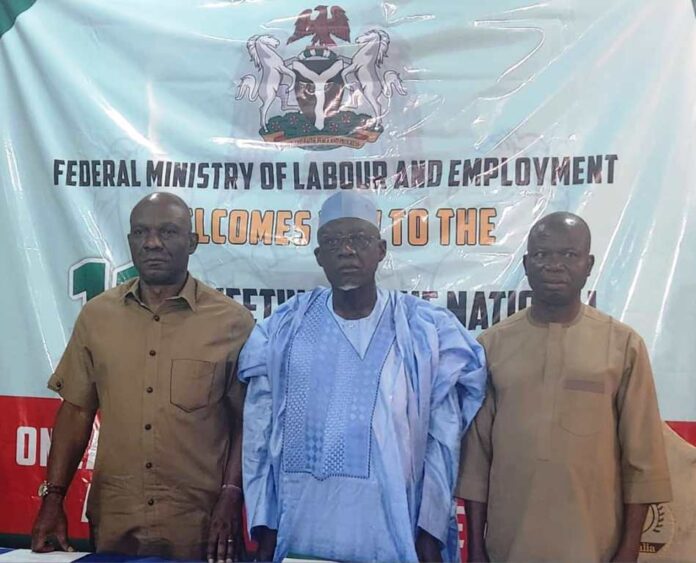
[457,212,672,562]
[30,193,254,562]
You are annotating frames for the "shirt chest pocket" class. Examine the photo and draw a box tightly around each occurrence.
[557,379,607,436]
[170,359,216,412]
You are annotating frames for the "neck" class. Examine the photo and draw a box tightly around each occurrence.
[139,274,188,310]
[530,297,582,325]
[331,282,378,320]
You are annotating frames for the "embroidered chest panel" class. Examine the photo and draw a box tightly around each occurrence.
[282,299,395,480]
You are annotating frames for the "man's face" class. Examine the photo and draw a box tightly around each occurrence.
[523,224,594,306]
[127,200,197,286]
[314,218,386,291]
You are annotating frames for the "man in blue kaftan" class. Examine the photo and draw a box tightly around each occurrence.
[239,191,487,562]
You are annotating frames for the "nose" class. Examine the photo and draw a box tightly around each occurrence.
[542,254,564,270]
[143,231,163,250]
[336,238,357,255]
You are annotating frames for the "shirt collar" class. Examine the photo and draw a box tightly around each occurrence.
[326,287,387,322]
[525,302,585,328]
[123,274,198,312]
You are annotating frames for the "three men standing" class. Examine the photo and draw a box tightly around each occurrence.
[31,192,671,563]
[457,212,672,562]
[239,192,487,561]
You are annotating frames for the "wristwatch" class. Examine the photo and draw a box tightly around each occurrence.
[38,481,67,498]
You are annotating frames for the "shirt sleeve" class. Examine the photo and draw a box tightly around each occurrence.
[455,332,494,503]
[616,332,672,503]
[416,311,487,545]
[224,309,256,402]
[238,319,279,533]
[455,382,494,502]
[47,313,98,410]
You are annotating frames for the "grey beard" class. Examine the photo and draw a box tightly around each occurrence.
[336,283,361,291]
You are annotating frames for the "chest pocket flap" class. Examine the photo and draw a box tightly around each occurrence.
[558,378,607,436]
[170,359,215,412]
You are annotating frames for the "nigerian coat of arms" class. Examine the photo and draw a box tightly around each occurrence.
[235,5,407,150]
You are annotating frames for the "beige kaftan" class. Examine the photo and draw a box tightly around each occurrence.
[456,305,672,562]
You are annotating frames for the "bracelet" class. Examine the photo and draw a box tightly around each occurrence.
[222,484,242,492]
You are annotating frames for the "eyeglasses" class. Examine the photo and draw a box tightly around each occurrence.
[319,233,377,252]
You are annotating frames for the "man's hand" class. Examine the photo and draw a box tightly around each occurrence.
[611,503,649,563]
[611,544,640,562]
[611,503,649,562]
[463,499,489,562]
[31,495,73,553]
[467,543,490,563]
[253,526,277,562]
[207,486,245,563]
[31,401,94,553]
[415,528,442,562]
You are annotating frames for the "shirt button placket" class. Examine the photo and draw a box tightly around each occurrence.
[143,310,162,527]
[537,324,564,461]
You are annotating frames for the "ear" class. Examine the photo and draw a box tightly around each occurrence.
[586,254,595,276]
[377,238,387,263]
[314,246,323,268]
[126,233,137,263]
[188,232,199,255]
[522,254,529,276]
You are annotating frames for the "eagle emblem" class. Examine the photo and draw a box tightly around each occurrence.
[287,6,350,47]
[236,5,407,150]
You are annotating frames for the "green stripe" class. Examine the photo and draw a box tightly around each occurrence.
[0,0,37,40]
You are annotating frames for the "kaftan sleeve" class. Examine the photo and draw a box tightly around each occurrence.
[616,331,672,503]
[238,319,279,533]
[416,310,487,545]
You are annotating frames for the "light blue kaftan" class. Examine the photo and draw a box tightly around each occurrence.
[239,288,486,562]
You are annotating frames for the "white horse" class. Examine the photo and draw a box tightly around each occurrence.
[236,35,298,131]
[342,29,407,128]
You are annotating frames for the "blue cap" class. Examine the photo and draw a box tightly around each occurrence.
[318,191,379,229]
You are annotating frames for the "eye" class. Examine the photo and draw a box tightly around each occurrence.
[159,227,179,239]
[351,234,371,249]
[131,228,144,237]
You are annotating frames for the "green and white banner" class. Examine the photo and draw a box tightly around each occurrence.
[0,0,694,557]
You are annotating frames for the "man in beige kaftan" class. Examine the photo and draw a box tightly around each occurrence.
[456,212,672,562]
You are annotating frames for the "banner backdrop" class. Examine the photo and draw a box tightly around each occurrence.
[1,0,695,559]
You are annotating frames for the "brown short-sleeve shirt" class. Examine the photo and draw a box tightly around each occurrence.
[48,275,254,560]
